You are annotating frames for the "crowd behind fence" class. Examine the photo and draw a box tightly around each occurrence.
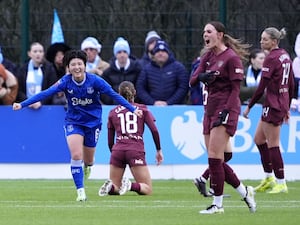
[1,6,299,71]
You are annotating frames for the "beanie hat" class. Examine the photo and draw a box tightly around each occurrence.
[81,37,102,52]
[151,40,170,55]
[113,37,130,56]
[144,31,161,53]
[145,31,161,45]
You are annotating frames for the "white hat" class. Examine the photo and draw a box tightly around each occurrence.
[81,37,102,52]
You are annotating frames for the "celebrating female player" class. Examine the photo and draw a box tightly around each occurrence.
[190,21,256,214]
[13,50,142,201]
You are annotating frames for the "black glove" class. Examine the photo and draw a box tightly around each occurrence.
[213,109,229,127]
[197,71,216,85]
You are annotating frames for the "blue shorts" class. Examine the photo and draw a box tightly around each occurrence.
[64,123,102,147]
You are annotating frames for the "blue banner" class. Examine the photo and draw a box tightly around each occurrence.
[1,105,299,164]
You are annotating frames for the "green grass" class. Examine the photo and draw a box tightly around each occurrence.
[0,179,299,225]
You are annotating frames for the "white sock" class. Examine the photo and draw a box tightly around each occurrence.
[236,183,247,198]
[212,195,223,208]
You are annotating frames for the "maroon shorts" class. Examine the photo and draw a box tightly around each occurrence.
[261,107,285,126]
[110,150,147,168]
[203,111,239,136]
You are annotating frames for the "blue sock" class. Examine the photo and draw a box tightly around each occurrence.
[70,159,84,189]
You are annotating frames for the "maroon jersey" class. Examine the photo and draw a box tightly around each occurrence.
[249,48,294,113]
[107,103,161,152]
[190,48,243,116]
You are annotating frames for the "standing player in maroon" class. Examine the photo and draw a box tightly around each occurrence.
[98,81,163,196]
[243,27,294,194]
[190,21,256,214]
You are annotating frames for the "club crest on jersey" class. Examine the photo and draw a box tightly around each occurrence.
[87,87,94,94]
[217,60,224,67]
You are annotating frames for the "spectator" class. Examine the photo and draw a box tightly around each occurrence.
[81,36,109,76]
[16,42,58,109]
[46,42,71,106]
[139,30,161,67]
[291,32,300,111]
[46,42,71,79]
[189,57,202,105]
[0,46,19,75]
[137,39,189,105]
[101,37,141,105]
[0,64,18,105]
[240,48,266,104]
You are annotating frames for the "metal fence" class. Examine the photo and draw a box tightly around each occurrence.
[1,1,299,70]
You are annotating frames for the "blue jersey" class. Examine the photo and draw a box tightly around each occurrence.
[20,73,136,128]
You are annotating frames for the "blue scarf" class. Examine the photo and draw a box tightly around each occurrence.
[86,55,100,72]
[246,65,261,87]
[26,59,43,98]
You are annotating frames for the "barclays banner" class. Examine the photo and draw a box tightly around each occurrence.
[1,105,299,164]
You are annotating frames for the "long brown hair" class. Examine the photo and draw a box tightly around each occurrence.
[208,21,251,62]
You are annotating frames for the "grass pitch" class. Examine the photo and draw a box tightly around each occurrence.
[0,179,299,225]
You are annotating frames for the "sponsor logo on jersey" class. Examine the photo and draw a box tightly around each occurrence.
[235,68,244,74]
[262,67,269,72]
[71,97,93,106]
[67,89,73,94]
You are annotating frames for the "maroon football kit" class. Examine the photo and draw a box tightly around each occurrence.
[107,103,161,168]
[248,48,294,125]
[190,48,244,136]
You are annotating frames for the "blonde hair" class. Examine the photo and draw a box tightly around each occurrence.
[263,27,287,44]
[208,21,251,62]
[118,81,136,102]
